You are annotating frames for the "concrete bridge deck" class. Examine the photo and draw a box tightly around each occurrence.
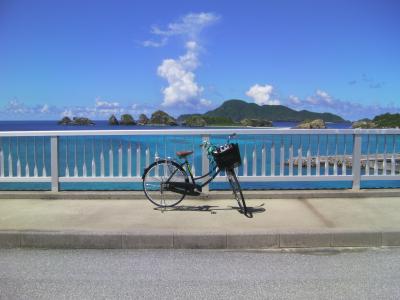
[1,190,400,249]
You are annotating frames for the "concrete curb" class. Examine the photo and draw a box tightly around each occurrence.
[1,189,400,200]
[1,230,399,249]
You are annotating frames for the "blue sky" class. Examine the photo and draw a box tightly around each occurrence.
[0,0,399,120]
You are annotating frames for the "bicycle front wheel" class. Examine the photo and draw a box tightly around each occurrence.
[226,168,251,217]
[142,160,189,207]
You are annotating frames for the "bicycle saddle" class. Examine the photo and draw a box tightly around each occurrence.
[176,150,193,158]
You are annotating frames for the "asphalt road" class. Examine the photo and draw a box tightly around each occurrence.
[1,248,400,299]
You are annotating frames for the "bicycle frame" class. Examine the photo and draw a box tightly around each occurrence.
[182,159,220,188]
[163,157,221,189]
[163,133,238,189]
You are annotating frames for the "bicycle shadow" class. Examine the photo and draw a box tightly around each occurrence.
[154,203,266,215]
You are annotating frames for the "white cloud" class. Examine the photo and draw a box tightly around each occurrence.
[5,100,31,114]
[146,13,219,109]
[0,99,153,120]
[286,90,400,120]
[144,12,220,47]
[142,38,167,48]
[93,99,124,116]
[246,84,280,105]
[158,41,206,107]
[308,89,333,104]
[288,95,301,105]
[40,104,50,113]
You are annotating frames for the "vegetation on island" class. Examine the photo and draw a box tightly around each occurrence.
[199,99,345,123]
[351,118,377,129]
[105,111,176,126]
[181,115,237,127]
[120,114,136,125]
[108,114,119,125]
[296,119,326,129]
[108,114,136,125]
[352,113,400,129]
[58,116,94,126]
[240,118,273,127]
[373,113,400,128]
[149,110,177,126]
[138,114,149,125]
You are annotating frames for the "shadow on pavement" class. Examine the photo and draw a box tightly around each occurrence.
[153,203,266,216]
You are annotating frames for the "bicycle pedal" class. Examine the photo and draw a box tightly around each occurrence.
[186,190,201,196]
[195,184,202,192]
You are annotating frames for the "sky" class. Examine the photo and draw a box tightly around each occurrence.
[0,0,399,121]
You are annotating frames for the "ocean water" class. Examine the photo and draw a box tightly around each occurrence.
[0,121,399,191]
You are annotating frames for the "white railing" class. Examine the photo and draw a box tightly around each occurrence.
[0,128,399,192]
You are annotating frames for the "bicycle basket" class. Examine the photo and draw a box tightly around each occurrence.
[212,143,241,170]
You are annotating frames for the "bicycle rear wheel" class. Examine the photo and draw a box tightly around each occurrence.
[142,160,188,207]
[226,168,252,217]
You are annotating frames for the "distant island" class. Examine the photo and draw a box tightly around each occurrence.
[352,113,400,129]
[177,99,344,127]
[58,116,95,126]
[57,99,400,129]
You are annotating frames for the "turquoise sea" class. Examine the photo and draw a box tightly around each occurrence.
[0,121,399,190]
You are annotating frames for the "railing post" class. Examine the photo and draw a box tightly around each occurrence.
[50,136,59,192]
[201,134,210,193]
[352,133,362,190]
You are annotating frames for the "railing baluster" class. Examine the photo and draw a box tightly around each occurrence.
[100,141,105,177]
[118,141,122,177]
[297,137,302,176]
[333,134,338,176]
[91,138,96,177]
[33,137,38,177]
[127,141,131,177]
[261,144,266,176]
[316,135,320,176]
[280,136,284,176]
[288,137,293,176]
[383,135,387,175]
[0,138,3,177]
[74,138,78,177]
[391,135,396,176]
[342,136,347,176]
[365,134,370,176]
[191,141,196,177]
[65,138,69,177]
[136,143,141,177]
[16,138,21,177]
[82,140,87,177]
[374,134,378,175]
[8,139,12,177]
[306,135,311,176]
[243,144,248,176]
[146,146,150,173]
[109,139,113,177]
[270,141,275,176]
[42,137,47,177]
[50,136,59,192]
[352,133,362,190]
[25,139,29,177]
[252,144,257,176]
[324,135,329,176]
[155,144,159,177]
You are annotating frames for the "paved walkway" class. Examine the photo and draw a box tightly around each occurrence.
[1,193,400,249]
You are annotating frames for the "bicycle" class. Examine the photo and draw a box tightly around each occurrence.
[142,134,253,218]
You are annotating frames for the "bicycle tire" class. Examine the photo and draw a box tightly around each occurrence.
[226,168,252,218]
[142,159,189,207]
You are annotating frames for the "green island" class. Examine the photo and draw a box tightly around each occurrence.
[352,113,400,129]
[57,99,400,129]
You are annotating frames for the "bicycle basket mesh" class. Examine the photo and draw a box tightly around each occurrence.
[212,143,241,170]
